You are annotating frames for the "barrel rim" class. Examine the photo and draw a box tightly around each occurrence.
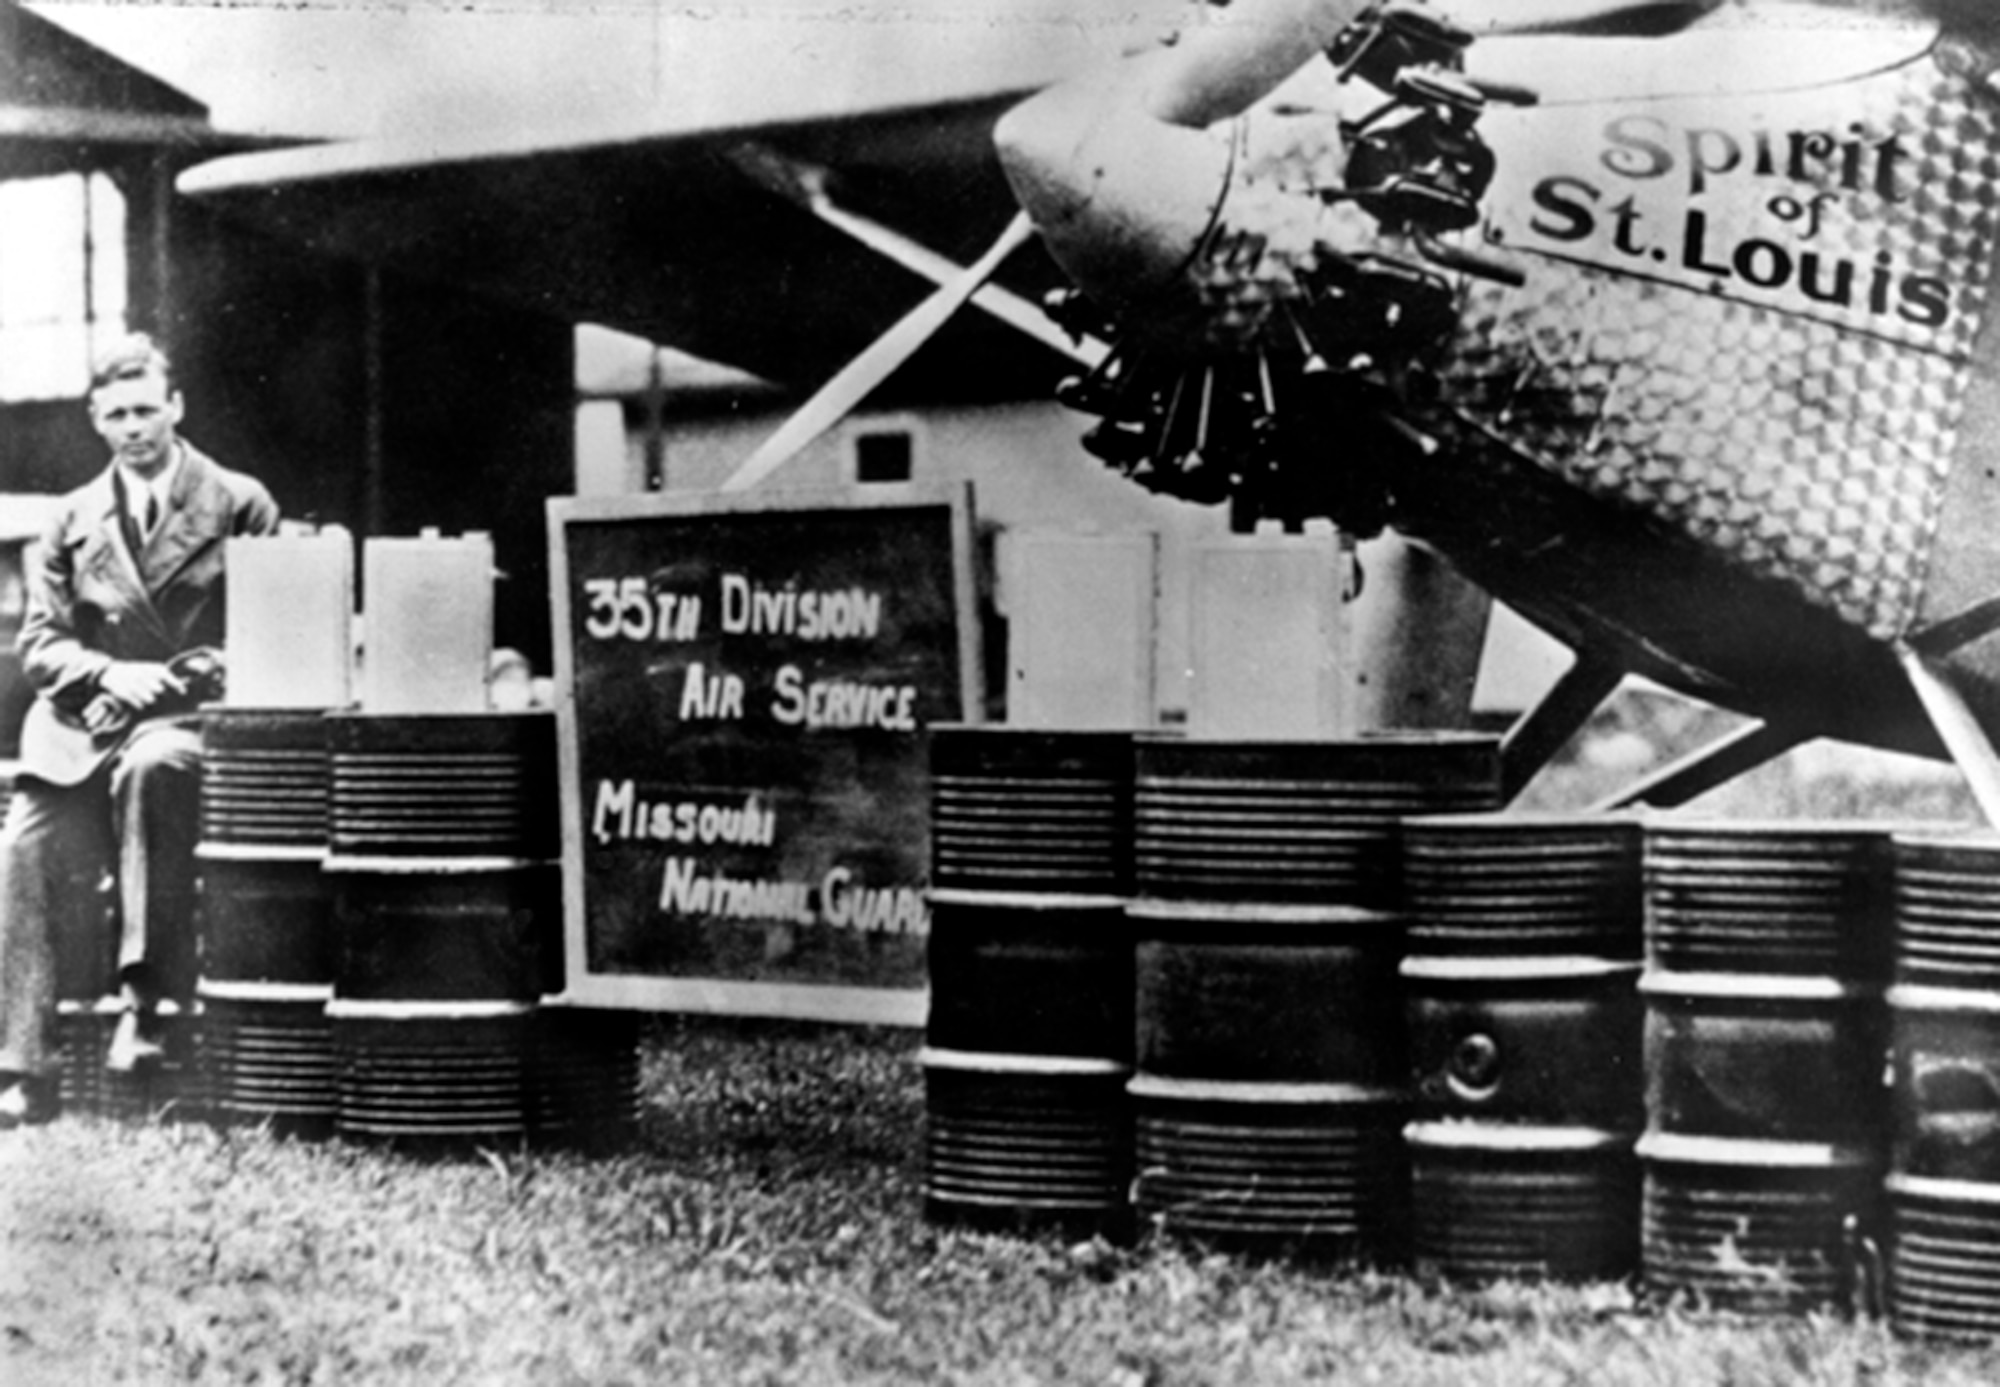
[325,998,537,1021]
[195,842,329,864]
[1125,897,1398,927]
[1401,955,1641,982]
[1886,983,2000,1014]
[196,979,336,1004]
[56,995,192,1017]
[1401,810,1643,831]
[325,709,554,724]
[1403,1120,1634,1153]
[1133,730,1499,750]
[916,1047,1129,1077]
[1637,970,1878,1002]
[1885,1173,2000,1206]
[322,853,553,875]
[1645,817,1922,838]
[1635,1131,1877,1168]
[1126,1072,1406,1106]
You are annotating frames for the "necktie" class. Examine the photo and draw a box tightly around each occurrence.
[144,491,159,537]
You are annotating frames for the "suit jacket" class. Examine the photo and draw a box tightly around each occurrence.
[17,441,281,783]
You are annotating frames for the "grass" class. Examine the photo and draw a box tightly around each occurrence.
[3,1016,2000,1385]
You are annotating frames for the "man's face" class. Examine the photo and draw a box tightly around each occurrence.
[89,368,183,479]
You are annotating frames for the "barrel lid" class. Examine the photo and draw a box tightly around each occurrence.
[1635,1131,1877,1168]
[1125,1072,1406,1106]
[1403,1121,1633,1153]
[916,1047,1128,1077]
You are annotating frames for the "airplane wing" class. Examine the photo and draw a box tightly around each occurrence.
[177,91,1087,402]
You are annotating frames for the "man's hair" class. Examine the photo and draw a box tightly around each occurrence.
[89,333,174,394]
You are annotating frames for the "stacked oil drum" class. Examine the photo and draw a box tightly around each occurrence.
[1885,832,2000,1340]
[921,725,1135,1236]
[195,707,338,1135]
[1399,812,1645,1282]
[1126,733,1502,1261]
[324,711,565,1148]
[1638,820,1896,1312]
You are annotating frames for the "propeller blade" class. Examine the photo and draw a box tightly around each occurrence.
[720,212,1037,494]
[728,144,1105,368]
[1451,0,1721,37]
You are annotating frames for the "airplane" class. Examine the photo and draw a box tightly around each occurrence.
[178,0,2000,818]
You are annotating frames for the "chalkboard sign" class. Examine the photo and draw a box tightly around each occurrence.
[547,485,980,1024]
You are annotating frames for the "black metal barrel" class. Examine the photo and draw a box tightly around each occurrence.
[1887,833,2000,1340]
[194,707,337,1133]
[326,712,563,1148]
[921,727,1137,1235]
[1126,734,1502,1263]
[1400,812,1644,1282]
[1640,820,1894,1312]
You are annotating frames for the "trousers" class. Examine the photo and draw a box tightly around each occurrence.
[0,718,202,1077]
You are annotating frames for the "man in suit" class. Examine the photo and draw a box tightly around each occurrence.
[0,334,280,1124]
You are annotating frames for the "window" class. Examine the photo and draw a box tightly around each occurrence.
[849,419,920,485]
[0,173,128,402]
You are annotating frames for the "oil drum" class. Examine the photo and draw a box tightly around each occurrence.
[928,725,1131,896]
[1131,734,1502,909]
[922,726,1136,1235]
[325,711,562,1148]
[1399,812,1643,1282]
[1886,833,2000,1340]
[195,707,335,1133]
[1128,898,1409,1261]
[1640,820,1895,1312]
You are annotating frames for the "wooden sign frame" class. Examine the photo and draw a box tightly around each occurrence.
[547,483,980,1025]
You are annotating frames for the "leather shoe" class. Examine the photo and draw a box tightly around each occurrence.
[0,1076,59,1128]
[106,1008,165,1073]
